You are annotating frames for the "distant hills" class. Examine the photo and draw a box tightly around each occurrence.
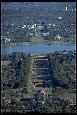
[1,2,76,10]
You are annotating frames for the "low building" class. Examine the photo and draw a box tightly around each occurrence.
[42,32,49,37]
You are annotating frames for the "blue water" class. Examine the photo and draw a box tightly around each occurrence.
[1,43,76,55]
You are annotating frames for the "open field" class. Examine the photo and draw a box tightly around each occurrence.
[31,36,49,43]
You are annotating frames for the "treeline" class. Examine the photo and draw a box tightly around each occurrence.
[48,51,76,91]
[1,52,31,90]
[1,51,76,113]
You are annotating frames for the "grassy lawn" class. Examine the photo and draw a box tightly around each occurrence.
[32,54,47,59]
[26,57,34,97]
[26,56,38,97]
[31,36,48,43]
[30,37,71,44]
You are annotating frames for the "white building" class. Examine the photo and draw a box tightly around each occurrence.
[65,6,68,11]
[42,32,49,36]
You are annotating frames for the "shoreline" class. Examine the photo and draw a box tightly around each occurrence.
[2,41,76,47]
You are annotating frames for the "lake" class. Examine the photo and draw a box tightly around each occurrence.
[1,43,76,55]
